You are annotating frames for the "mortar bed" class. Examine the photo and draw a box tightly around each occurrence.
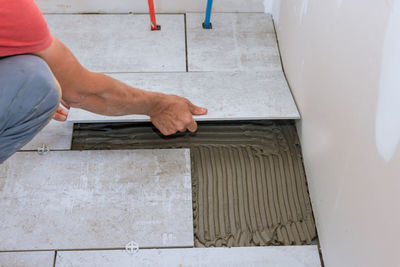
[72,120,317,247]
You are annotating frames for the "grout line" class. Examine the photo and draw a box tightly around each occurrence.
[44,12,187,15]
[317,240,325,267]
[102,71,188,74]
[0,249,55,253]
[57,245,193,252]
[53,250,57,267]
[43,12,265,15]
[184,13,189,72]
[0,245,194,253]
[17,150,73,153]
[186,11,266,14]
[100,70,284,75]
[0,246,194,253]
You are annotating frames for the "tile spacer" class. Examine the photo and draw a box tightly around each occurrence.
[37,144,50,155]
[125,240,139,255]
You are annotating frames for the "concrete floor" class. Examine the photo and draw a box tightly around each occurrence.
[1,12,320,267]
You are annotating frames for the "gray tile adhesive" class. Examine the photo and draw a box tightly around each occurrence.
[72,120,317,247]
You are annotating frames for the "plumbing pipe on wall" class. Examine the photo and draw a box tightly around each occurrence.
[147,0,160,30]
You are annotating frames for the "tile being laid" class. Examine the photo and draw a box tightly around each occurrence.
[187,13,282,72]
[0,149,192,250]
[20,121,73,151]
[67,71,299,122]
[56,246,321,267]
[0,251,54,267]
[45,14,186,72]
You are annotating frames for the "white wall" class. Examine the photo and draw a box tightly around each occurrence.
[35,0,264,13]
[272,1,400,267]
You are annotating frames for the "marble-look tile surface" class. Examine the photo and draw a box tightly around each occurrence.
[45,14,186,72]
[187,13,282,72]
[56,246,321,267]
[0,149,192,250]
[20,121,73,151]
[67,71,299,122]
[0,251,54,267]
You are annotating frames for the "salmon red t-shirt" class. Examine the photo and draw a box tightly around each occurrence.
[0,0,52,57]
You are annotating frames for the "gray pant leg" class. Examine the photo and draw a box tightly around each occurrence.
[0,55,60,163]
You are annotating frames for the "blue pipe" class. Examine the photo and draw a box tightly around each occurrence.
[204,0,213,29]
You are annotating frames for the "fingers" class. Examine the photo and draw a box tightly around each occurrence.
[187,118,198,133]
[151,96,206,136]
[176,113,198,133]
[183,98,208,116]
[53,113,67,121]
[160,128,176,136]
[190,103,208,115]
[156,117,197,136]
[53,106,69,121]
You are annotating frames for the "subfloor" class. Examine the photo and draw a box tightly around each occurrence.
[0,12,321,267]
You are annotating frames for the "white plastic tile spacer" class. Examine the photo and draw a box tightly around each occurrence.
[37,144,50,155]
[125,240,139,255]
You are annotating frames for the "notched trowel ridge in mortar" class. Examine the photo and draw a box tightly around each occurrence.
[72,120,317,247]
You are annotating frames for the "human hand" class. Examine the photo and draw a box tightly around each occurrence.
[53,99,70,121]
[149,94,207,136]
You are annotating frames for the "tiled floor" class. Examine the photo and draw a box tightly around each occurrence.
[37,0,264,14]
[0,149,192,250]
[186,13,282,72]
[0,12,319,267]
[42,13,298,123]
[20,121,73,151]
[0,251,54,267]
[56,246,321,267]
[45,14,186,72]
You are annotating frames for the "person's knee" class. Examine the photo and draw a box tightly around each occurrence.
[24,55,61,115]
[40,77,61,116]
[0,55,61,163]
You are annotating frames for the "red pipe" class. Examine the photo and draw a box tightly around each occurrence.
[148,0,160,30]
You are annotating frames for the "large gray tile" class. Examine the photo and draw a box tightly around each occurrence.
[20,121,73,151]
[0,149,192,250]
[187,13,281,72]
[45,14,186,72]
[0,251,54,267]
[56,246,321,267]
[67,71,299,122]
[37,0,264,14]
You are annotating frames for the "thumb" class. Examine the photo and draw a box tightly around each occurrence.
[61,99,71,110]
[190,103,208,115]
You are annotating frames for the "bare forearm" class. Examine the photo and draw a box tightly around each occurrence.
[34,36,161,116]
[73,71,161,116]
[33,35,207,135]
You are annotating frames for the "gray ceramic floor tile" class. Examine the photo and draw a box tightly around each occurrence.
[56,246,321,267]
[67,71,299,122]
[37,0,264,14]
[187,13,281,72]
[0,149,192,250]
[45,14,186,72]
[0,251,54,267]
[20,121,73,151]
